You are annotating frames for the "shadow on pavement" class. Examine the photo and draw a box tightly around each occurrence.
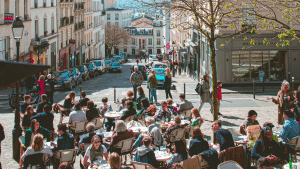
[221,115,244,120]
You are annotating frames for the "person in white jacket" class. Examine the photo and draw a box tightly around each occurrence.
[21,134,53,162]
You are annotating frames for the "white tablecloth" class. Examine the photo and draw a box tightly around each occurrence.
[104,111,123,118]
[44,141,57,150]
[283,162,300,169]
[154,150,172,161]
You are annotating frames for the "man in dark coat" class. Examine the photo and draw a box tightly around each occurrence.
[44,74,57,105]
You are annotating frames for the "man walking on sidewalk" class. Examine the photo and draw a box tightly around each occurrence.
[130,66,143,100]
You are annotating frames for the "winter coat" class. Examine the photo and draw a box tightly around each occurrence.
[148,123,163,146]
[148,76,157,88]
[200,80,211,103]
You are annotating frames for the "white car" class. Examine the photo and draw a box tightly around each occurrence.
[149,54,157,62]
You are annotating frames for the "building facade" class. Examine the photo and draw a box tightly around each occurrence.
[216,36,300,83]
[105,8,132,28]
[31,0,58,71]
[124,17,164,56]
[92,0,105,59]
[84,0,93,61]
[74,0,85,65]
[58,0,75,70]
[0,0,32,62]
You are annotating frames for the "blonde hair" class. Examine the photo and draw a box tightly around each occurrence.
[31,134,44,152]
[149,69,156,78]
[65,91,76,102]
[166,98,173,105]
[165,68,171,78]
[115,120,127,133]
[109,153,121,169]
[39,75,45,80]
[281,80,290,90]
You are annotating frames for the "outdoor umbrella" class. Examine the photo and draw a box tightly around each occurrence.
[0,61,50,87]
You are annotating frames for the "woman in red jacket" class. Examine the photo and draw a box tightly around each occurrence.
[37,75,45,102]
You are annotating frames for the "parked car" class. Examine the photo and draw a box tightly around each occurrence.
[152,62,168,69]
[105,60,112,71]
[135,64,147,80]
[79,65,89,81]
[147,68,166,88]
[109,62,122,73]
[149,54,157,62]
[113,56,122,64]
[119,53,127,62]
[91,60,106,75]
[54,71,76,90]
[87,62,98,78]
[69,68,82,86]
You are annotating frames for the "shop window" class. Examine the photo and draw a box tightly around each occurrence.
[232,51,250,82]
[251,51,269,81]
[269,51,286,81]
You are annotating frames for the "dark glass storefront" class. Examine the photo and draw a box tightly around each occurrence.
[232,50,287,82]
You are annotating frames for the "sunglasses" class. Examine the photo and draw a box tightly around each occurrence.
[94,141,101,144]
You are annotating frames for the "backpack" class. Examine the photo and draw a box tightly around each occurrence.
[44,82,51,93]
[195,83,204,96]
[133,72,141,86]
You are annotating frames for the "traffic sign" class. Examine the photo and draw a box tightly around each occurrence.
[166,43,170,50]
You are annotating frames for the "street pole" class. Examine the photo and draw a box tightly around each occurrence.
[37,47,40,64]
[12,40,22,161]
[172,46,175,77]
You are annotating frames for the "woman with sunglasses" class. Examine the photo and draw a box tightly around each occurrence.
[83,135,108,167]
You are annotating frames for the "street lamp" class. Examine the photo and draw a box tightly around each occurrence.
[11,16,24,161]
[36,37,40,64]
[172,41,175,77]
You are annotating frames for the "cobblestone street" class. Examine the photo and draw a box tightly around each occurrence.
[0,59,283,168]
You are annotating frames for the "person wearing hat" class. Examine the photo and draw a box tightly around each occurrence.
[251,126,286,169]
[44,74,57,105]
[240,110,260,135]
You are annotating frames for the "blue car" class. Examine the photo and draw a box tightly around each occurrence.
[69,68,82,86]
[54,71,76,90]
[87,62,98,78]
[147,68,166,88]
[113,56,122,64]
[109,62,122,73]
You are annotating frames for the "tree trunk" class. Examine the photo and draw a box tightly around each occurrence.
[210,36,218,144]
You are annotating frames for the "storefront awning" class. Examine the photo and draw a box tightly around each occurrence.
[0,61,50,87]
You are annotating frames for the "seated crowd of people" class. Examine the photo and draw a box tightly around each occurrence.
[18,86,300,169]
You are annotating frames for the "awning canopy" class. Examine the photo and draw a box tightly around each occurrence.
[0,61,50,87]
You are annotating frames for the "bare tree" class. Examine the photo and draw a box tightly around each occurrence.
[136,0,300,133]
[105,23,131,57]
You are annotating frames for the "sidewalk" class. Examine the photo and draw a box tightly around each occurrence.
[172,74,281,95]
